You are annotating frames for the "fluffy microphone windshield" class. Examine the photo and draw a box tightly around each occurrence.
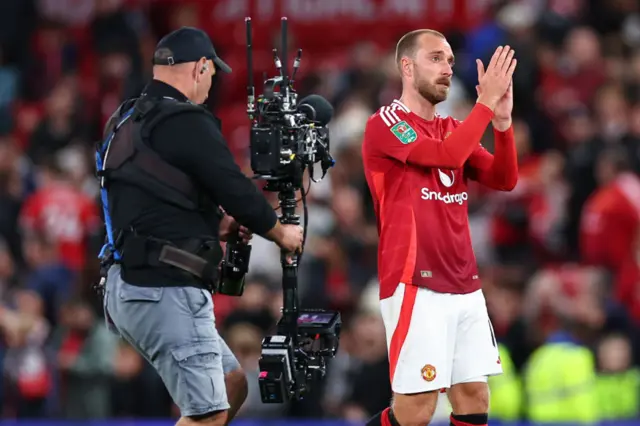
[297,94,334,126]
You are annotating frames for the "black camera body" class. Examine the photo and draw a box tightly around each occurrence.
[248,86,334,193]
[251,126,288,178]
[244,16,340,403]
[216,240,251,297]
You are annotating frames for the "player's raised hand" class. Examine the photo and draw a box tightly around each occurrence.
[476,78,514,131]
[476,46,517,111]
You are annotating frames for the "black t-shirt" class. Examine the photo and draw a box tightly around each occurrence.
[109,80,277,286]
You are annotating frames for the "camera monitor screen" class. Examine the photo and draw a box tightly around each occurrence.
[297,313,335,325]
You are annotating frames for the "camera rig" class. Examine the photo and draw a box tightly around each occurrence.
[244,16,341,403]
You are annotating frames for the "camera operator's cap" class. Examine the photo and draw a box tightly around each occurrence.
[152,26,232,73]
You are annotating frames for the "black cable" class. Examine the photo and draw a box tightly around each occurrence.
[299,176,309,264]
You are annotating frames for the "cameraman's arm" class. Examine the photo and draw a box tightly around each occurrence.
[154,113,281,239]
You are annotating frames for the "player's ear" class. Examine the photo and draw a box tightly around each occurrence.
[401,57,413,78]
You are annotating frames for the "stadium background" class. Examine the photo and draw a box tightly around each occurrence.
[1,0,640,424]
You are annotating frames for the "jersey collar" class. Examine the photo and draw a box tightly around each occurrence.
[393,99,411,113]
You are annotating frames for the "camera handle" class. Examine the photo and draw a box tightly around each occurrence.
[277,187,300,347]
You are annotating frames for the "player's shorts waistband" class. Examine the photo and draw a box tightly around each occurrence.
[398,282,482,297]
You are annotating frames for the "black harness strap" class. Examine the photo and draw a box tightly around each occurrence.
[98,96,222,288]
[130,97,202,197]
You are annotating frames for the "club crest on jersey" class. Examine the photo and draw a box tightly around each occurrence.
[391,121,417,144]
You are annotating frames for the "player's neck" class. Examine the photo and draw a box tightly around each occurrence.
[399,90,436,121]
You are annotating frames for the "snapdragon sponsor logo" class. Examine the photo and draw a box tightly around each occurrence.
[420,187,468,205]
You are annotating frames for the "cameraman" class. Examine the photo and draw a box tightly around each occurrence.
[99,27,303,426]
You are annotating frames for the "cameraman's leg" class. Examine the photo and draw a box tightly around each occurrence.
[176,412,227,426]
[220,339,248,424]
[176,343,247,426]
[105,267,230,425]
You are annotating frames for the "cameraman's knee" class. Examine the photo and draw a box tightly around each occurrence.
[176,410,228,426]
[392,391,439,426]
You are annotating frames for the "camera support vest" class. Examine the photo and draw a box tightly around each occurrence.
[96,96,213,261]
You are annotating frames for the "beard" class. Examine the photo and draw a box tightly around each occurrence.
[414,72,450,105]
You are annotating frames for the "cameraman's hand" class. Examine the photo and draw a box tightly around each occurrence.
[237,225,252,244]
[278,224,304,254]
[220,215,253,244]
[219,215,236,242]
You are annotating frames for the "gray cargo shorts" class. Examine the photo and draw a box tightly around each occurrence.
[104,265,240,416]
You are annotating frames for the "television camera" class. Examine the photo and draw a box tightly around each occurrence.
[228,16,342,404]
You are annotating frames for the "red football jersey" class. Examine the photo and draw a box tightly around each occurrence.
[20,183,101,270]
[363,99,495,299]
[580,172,640,273]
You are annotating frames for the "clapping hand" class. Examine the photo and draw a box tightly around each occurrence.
[475,45,517,131]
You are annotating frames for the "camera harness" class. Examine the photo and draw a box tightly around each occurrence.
[95,95,224,293]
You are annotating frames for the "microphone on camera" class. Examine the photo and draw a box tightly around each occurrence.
[297,94,335,173]
[297,94,334,126]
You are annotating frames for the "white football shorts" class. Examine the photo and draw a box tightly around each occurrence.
[380,283,503,394]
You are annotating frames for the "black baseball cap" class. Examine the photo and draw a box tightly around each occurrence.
[152,27,232,73]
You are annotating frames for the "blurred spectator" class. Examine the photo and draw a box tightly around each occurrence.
[110,340,172,418]
[522,266,604,423]
[0,46,19,134]
[340,313,390,422]
[596,333,640,420]
[22,232,73,328]
[581,147,640,321]
[539,26,606,137]
[19,158,100,273]
[0,240,15,303]
[622,101,640,173]
[23,23,78,104]
[49,298,117,419]
[223,278,277,334]
[91,0,140,58]
[0,0,36,74]
[0,134,35,266]
[563,107,603,255]
[226,322,288,419]
[1,290,50,418]
[26,78,86,165]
